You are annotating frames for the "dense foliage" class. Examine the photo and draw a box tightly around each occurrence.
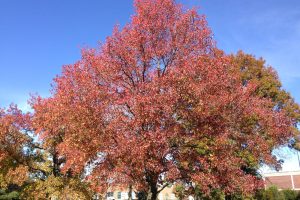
[30,0,297,199]
[0,106,93,199]
[0,0,299,199]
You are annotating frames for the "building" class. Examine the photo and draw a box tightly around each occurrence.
[105,185,177,200]
[103,171,300,200]
[263,171,300,190]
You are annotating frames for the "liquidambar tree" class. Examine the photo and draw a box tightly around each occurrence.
[31,0,295,199]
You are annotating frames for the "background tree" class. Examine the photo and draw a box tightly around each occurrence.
[22,98,94,199]
[0,105,35,199]
[30,0,296,200]
[231,51,300,147]
[0,105,93,199]
[173,51,300,199]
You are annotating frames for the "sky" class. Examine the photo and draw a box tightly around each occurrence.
[0,0,299,171]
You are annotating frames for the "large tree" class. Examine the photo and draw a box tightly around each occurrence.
[30,0,295,199]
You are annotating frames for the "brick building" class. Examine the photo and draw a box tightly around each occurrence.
[263,171,300,190]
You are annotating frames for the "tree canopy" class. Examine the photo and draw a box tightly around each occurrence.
[30,0,296,199]
[0,0,299,199]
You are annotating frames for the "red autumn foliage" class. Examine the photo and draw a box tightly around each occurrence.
[0,105,30,163]
[0,105,31,186]
[31,0,293,198]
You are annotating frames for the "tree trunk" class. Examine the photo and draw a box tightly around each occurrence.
[52,150,60,177]
[128,185,133,200]
[150,190,158,200]
[146,185,158,200]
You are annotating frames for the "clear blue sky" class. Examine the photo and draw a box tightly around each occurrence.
[0,0,299,171]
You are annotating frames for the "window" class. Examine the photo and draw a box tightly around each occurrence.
[118,192,121,199]
[107,192,114,197]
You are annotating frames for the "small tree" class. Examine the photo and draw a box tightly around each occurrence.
[0,105,93,199]
[0,105,33,197]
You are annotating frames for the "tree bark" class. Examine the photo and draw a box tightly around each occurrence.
[128,185,133,200]
[146,185,158,200]
[52,150,60,177]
